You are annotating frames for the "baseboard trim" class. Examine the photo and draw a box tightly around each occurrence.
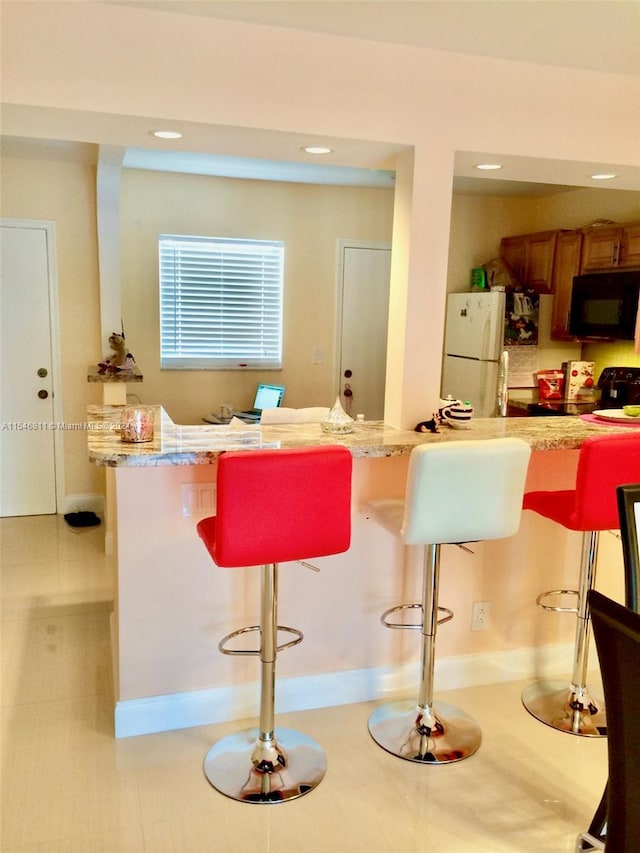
[114,640,587,738]
[61,492,105,515]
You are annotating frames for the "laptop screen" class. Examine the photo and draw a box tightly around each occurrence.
[253,383,285,411]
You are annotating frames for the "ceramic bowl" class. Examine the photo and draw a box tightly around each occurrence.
[443,404,474,429]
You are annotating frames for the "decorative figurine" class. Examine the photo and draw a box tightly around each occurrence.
[98,331,136,374]
[414,416,440,434]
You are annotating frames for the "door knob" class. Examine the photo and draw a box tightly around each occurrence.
[38,390,49,399]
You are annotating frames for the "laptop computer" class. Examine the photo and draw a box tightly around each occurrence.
[233,383,285,421]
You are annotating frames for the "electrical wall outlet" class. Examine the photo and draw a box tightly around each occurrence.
[471,600,491,631]
[182,483,216,517]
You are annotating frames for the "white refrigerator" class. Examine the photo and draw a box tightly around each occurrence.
[441,291,507,418]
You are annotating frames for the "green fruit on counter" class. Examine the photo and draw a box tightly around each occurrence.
[623,405,640,417]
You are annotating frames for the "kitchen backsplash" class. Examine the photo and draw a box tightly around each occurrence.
[581,341,640,378]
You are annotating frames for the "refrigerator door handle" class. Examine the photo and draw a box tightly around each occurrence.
[497,350,509,417]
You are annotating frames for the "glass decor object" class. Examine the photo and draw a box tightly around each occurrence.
[120,406,154,443]
[321,396,355,434]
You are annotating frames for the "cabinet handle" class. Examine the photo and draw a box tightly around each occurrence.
[613,242,621,266]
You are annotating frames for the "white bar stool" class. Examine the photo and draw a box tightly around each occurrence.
[364,438,531,764]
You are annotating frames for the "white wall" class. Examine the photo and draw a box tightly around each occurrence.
[120,169,394,424]
[3,1,638,428]
[0,139,105,498]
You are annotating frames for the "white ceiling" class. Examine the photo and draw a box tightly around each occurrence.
[97,1,640,194]
[4,1,640,195]
[111,0,640,78]
[123,148,397,188]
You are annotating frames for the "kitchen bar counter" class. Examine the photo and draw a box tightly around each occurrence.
[91,405,631,738]
[87,404,632,467]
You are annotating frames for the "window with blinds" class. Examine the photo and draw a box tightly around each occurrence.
[159,235,284,369]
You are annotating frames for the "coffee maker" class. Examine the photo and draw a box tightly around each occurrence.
[597,366,640,409]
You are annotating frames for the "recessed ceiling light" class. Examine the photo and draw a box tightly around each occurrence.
[151,130,183,140]
[590,172,617,181]
[301,146,334,155]
[475,163,503,171]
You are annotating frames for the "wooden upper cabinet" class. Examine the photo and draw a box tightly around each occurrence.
[524,231,557,292]
[499,220,639,341]
[499,231,557,292]
[500,235,526,283]
[620,223,640,268]
[550,230,583,341]
[581,222,640,271]
[581,226,622,270]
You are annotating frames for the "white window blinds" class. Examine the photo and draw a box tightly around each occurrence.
[159,235,284,369]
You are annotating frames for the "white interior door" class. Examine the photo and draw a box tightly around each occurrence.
[1,222,59,516]
[338,242,391,420]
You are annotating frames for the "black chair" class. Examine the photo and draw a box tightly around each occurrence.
[578,591,640,852]
[617,484,640,610]
[579,485,640,851]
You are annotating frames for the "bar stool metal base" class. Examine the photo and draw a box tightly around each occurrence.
[522,680,607,737]
[368,700,481,764]
[204,727,327,803]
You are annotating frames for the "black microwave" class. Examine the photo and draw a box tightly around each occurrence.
[569,270,640,339]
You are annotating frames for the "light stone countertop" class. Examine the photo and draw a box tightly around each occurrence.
[86,405,637,467]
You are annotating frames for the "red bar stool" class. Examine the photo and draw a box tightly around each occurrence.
[522,433,640,736]
[197,446,352,803]
[364,438,531,764]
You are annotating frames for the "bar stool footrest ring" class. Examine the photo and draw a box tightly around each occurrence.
[536,589,579,613]
[381,603,454,630]
[218,625,304,656]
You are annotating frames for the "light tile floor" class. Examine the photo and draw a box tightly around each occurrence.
[1,515,607,852]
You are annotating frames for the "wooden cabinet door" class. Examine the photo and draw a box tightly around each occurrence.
[550,231,582,340]
[500,231,557,291]
[500,235,526,282]
[619,223,640,268]
[581,226,622,270]
[524,230,557,292]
